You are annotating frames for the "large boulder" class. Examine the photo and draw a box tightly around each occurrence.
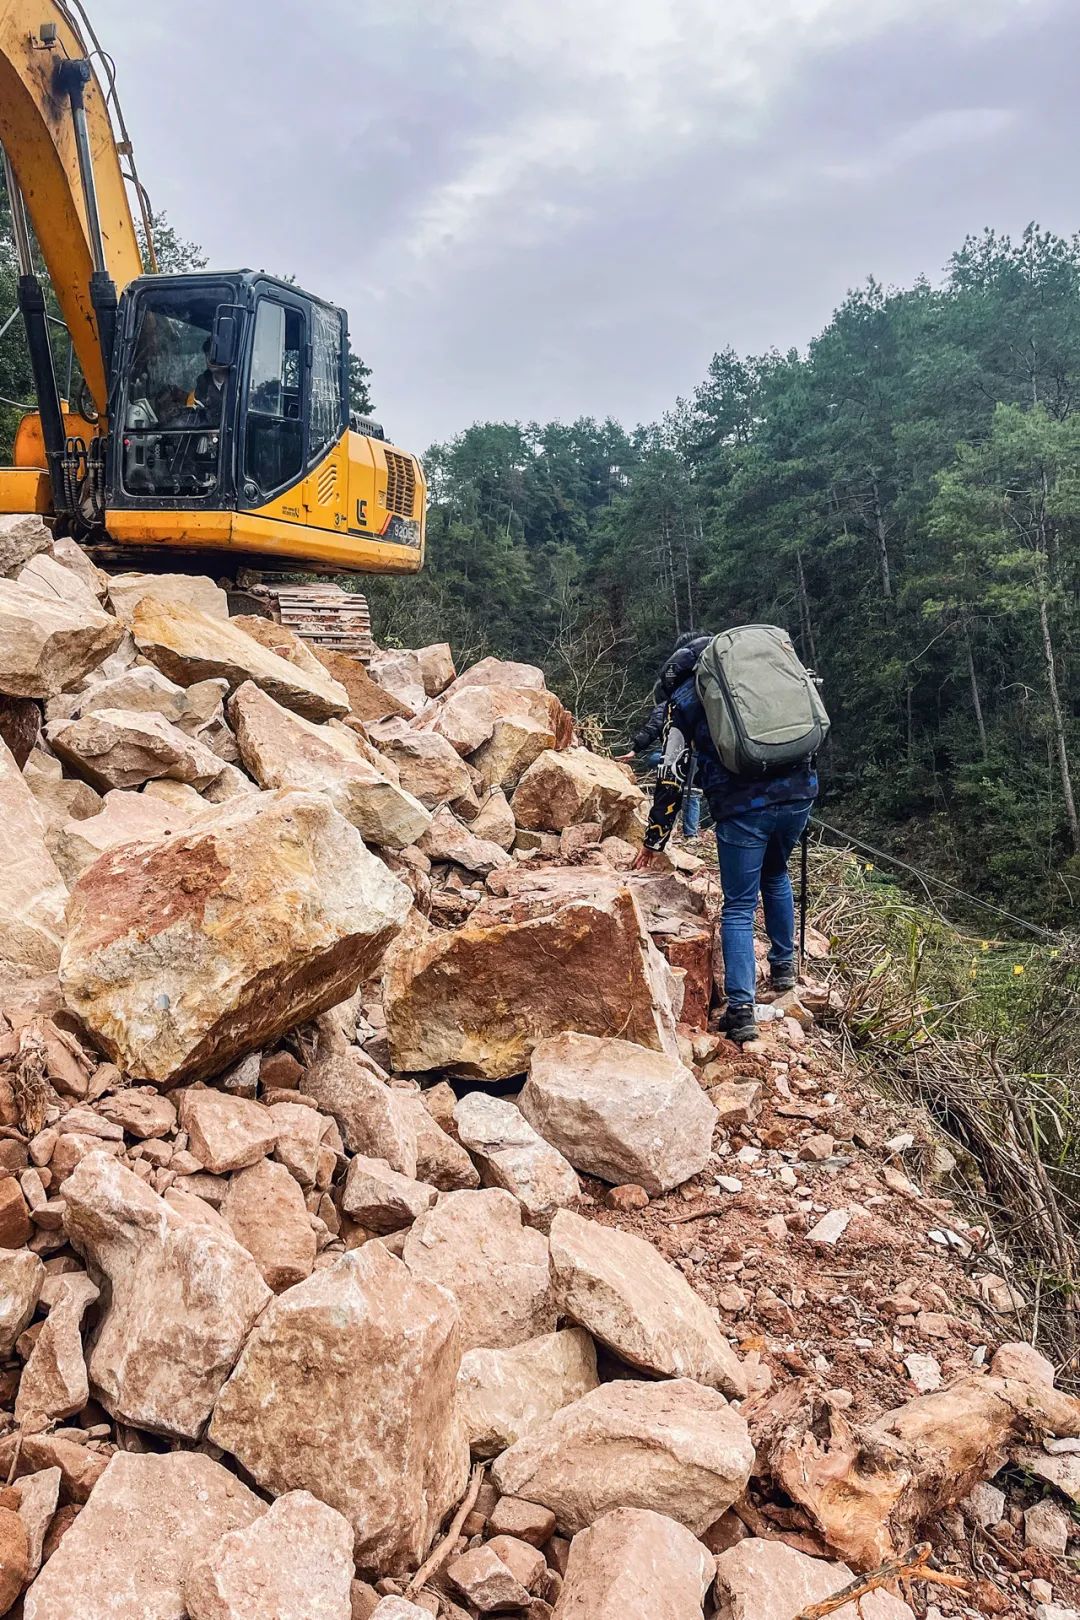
[67,665,227,735]
[132,598,348,720]
[401,1188,556,1351]
[0,739,69,982]
[60,790,411,1085]
[184,1491,354,1620]
[458,1327,599,1457]
[47,708,226,792]
[18,551,106,615]
[453,1093,581,1222]
[417,805,511,876]
[107,571,229,624]
[311,646,414,722]
[21,1450,264,1620]
[470,787,516,849]
[0,575,122,699]
[416,685,499,756]
[471,713,555,792]
[447,656,547,693]
[713,1538,914,1620]
[0,514,51,576]
[383,872,681,1080]
[229,682,430,850]
[414,642,456,697]
[491,1378,754,1536]
[511,748,640,835]
[368,649,427,713]
[52,788,203,887]
[520,1031,717,1195]
[548,1209,747,1398]
[209,1245,469,1576]
[370,727,475,809]
[63,1152,270,1438]
[553,1508,714,1620]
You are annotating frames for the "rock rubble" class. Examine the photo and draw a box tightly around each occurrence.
[0,525,1075,1619]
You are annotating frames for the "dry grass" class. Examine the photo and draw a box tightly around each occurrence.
[808,841,1080,1376]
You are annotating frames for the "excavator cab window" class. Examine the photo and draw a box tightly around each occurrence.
[244,298,304,495]
[121,284,232,499]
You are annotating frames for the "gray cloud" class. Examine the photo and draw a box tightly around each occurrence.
[92,0,1073,451]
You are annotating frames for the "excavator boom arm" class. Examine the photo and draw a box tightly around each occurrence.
[0,0,143,409]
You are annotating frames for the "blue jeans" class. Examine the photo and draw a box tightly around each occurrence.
[715,801,813,1007]
[682,758,702,837]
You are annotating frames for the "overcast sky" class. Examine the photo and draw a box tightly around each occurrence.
[92,0,1073,453]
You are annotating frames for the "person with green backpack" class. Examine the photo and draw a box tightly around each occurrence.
[634,625,829,1044]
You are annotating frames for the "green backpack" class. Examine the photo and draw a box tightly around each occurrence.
[695,625,830,777]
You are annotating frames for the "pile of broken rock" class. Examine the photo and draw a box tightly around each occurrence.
[0,512,1078,1620]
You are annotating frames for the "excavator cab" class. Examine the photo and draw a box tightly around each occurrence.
[112,273,339,509]
[99,269,425,584]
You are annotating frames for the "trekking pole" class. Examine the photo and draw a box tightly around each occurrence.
[798,824,809,971]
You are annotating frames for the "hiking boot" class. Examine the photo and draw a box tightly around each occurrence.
[770,962,797,992]
[722,1004,757,1045]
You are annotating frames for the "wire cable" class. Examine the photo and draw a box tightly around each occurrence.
[810,815,1065,944]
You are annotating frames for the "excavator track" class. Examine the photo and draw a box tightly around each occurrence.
[229,581,375,662]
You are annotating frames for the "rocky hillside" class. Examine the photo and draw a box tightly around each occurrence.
[0,511,1077,1620]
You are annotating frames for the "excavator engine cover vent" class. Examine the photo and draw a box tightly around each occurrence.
[384,450,416,518]
[316,461,338,505]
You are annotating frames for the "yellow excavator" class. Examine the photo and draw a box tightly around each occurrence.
[0,0,425,653]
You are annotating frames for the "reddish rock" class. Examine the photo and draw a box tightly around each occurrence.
[0,1504,30,1615]
[177,1088,277,1174]
[63,1152,271,1439]
[0,1178,30,1246]
[21,1450,263,1620]
[184,1490,354,1620]
[384,872,680,1081]
[221,1158,317,1291]
[552,1507,713,1619]
[209,1245,469,1577]
[446,1545,531,1612]
[401,1189,556,1353]
[60,789,412,1085]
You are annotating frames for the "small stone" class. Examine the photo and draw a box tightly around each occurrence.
[903,1353,941,1394]
[222,1158,317,1292]
[341,1156,437,1233]
[798,1133,835,1162]
[0,1177,31,1246]
[1025,1497,1071,1555]
[446,1545,531,1612]
[457,1328,598,1457]
[486,1498,557,1547]
[178,1089,278,1175]
[964,1482,1006,1529]
[0,1248,44,1355]
[0,1505,30,1614]
[1031,1580,1054,1604]
[486,1534,545,1591]
[806,1209,850,1245]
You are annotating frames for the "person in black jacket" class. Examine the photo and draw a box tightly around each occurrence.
[617,634,710,835]
[633,638,816,1044]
